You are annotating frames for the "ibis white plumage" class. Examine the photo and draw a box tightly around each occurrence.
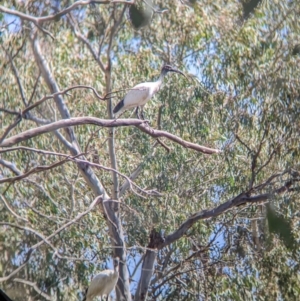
[83,257,119,301]
[113,65,186,119]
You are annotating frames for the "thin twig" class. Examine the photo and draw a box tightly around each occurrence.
[0,195,28,222]
[22,85,105,116]
[0,115,22,144]
[0,249,34,282]
[158,178,298,249]
[0,158,21,175]
[13,278,52,301]
[0,146,156,196]
[0,157,73,184]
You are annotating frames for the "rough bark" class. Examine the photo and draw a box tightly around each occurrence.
[134,229,164,301]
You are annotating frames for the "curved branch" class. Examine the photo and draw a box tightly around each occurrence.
[158,179,298,249]
[0,249,34,283]
[0,115,22,144]
[0,195,28,222]
[0,195,101,281]
[0,2,107,24]
[0,146,160,197]
[0,158,21,175]
[137,124,221,154]
[22,85,104,116]
[2,45,28,106]
[13,278,52,301]
[0,117,221,154]
[119,152,155,197]
[0,222,63,258]
[0,157,73,184]
[31,196,102,251]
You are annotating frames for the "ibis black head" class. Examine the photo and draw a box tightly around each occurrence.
[113,257,120,267]
[161,65,186,78]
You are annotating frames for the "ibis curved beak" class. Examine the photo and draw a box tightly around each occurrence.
[169,68,187,79]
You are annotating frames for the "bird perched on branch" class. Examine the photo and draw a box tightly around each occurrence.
[83,257,119,301]
[113,65,186,119]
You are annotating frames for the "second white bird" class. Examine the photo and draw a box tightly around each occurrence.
[83,257,119,301]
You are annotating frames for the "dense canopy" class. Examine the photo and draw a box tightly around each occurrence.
[0,0,299,300]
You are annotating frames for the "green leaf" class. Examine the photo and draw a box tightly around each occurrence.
[266,204,295,250]
[128,2,152,29]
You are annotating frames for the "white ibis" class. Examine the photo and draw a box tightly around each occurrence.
[83,257,119,301]
[113,65,186,119]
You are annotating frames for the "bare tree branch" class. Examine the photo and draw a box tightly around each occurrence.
[67,13,106,72]
[2,45,28,106]
[30,196,102,249]
[134,176,298,299]
[137,124,221,154]
[0,1,134,39]
[119,150,155,197]
[0,195,28,222]
[158,179,298,249]
[4,191,103,280]
[0,156,76,184]
[28,29,132,301]
[0,117,221,154]
[0,115,22,144]
[22,85,104,116]
[29,30,110,202]
[0,146,160,197]
[0,158,21,175]
[13,278,52,301]
[70,5,132,297]
[0,108,20,116]
[0,222,82,261]
[0,2,109,24]
[0,195,102,284]
[0,249,34,283]
[28,71,41,105]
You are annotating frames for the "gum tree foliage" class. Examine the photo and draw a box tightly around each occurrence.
[0,0,300,300]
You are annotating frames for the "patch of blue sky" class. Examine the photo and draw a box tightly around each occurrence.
[2,13,22,33]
